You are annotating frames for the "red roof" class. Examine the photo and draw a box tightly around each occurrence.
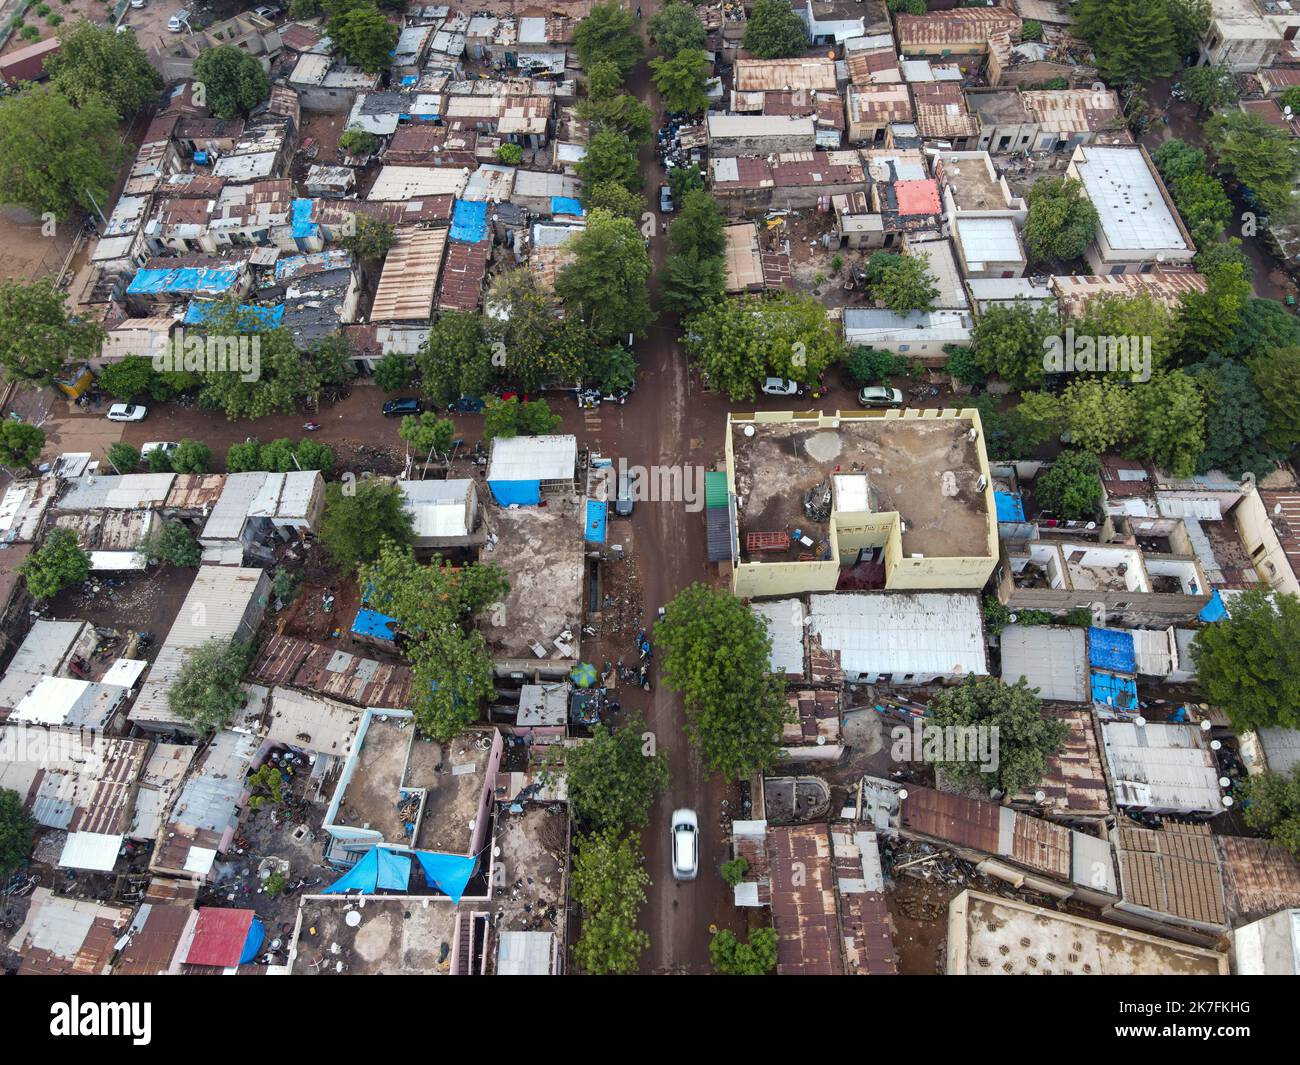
[185,908,256,968]
[895,178,941,216]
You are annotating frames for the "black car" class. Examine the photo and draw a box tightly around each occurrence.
[382,397,424,417]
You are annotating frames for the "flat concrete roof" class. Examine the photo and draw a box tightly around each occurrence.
[730,417,990,562]
[291,897,457,974]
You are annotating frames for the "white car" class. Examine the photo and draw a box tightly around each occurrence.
[761,377,804,397]
[129,0,145,8]
[106,403,147,423]
[141,441,178,458]
[671,809,698,881]
[168,11,190,31]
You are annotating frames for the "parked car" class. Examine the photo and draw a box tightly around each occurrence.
[615,468,635,516]
[141,441,178,458]
[382,397,424,417]
[761,377,804,397]
[858,385,905,409]
[167,11,190,31]
[129,0,146,8]
[671,809,698,881]
[659,185,673,213]
[252,5,282,19]
[107,404,147,422]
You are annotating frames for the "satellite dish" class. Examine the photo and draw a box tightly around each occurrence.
[1218,776,1231,788]
[1134,715,1147,727]
[1210,739,1222,750]
[1222,795,1234,807]
[345,910,362,928]
[1033,790,1046,803]
[1200,719,1212,731]
[744,425,756,437]
[897,788,909,800]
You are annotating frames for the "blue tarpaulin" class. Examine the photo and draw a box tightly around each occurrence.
[413,851,476,903]
[450,199,489,243]
[551,196,584,217]
[238,918,266,963]
[291,198,320,240]
[1088,626,1136,674]
[322,847,413,894]
[351,608,399,644]
[1199,588,1228,622]
[183,301,283,329]
[1090,670,1138,710]
[585,499,607,543]
[488,479,541,506]
[126,266,240,296]
[995,490,1025,522]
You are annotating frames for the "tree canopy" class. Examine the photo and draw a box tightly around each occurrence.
[649,48,711,115]
[971,300,1059,389]
[168,639,252,735]
[573,2,644,75]
[1035,450,1102,520]
[192,44,271,119]
[743,0,809,60]
[1023,177,1099,263]
[20,528,90,600]
[657,583,789,779]
[1207,110,1300,220]
[0,422,44,469]
[647,3,707,57]
[47,21,162,116]
[711,927,778,975]
[319,479,415,573]
[567,713,670,831]
[571,829,651,975]
[1075,0,1180,83]
[555,209,654,343]
[327,4,400,74]
[0,789,35,878]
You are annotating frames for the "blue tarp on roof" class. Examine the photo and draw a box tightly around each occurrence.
[1088,626,1136,674]
[126,266,240,296]
[585,499,607,544]
[413,851,476,903]
[291,198,319,240]
[551,196,584,217]
[450,199,489,244]
[1091,670,1138,711]
[400,74,418,86]
[1199,588,1228,623]
[995,490,1025,522]
[238,918,266,964]
[322,847,413,894]
[351,607,399,644]
[183,301,283,329]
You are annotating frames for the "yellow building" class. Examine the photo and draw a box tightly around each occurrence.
[723,409,999,599]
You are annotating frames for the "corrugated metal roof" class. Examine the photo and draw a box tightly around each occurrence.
[496,930,554,974]
[734,58,836,92]
[1000,624,1087,702]
[752,599,805,679]
[808,593,986,678]
[58,831,124,872]
[767,823,844,975]
[1115,819,1226,927]
[486,434,577,483]
[1101,720,1223,814]
[371,227,448,322]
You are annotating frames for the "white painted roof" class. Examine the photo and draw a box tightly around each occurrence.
[487,435,577,482]
[999,624,1087,702]
[808,592,987,677]
[58,832,124,873]
[1101,720,1223,814]
[955,216,1025,269]
[1073,146,1187,252]
[751,599,806,677]
[399,479,474,538]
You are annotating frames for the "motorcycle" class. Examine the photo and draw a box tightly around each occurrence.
[303,421,321,432]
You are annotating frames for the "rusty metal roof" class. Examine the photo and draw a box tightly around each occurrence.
[1021,89,1121,132]
[735,57,837,92]
[1051,270,1207,317]
[371,227,448,322]
[784,689,841,745]
[831,826,898,975]
[848,84,914,124]
[1115,820,1226,928]
[895,8,1021,47]
[439,239,490,311]
[768,824,844,975]
[1217,835,1300,924]
[1260,492,1300,583]
[250,635,414,709]
[911,81,979,138]
[1013,705,1111,817]
[13,889,132,976]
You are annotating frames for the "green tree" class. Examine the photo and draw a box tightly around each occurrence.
[1238,768,1300,859]
[1061,377,1137,453]
[495,141,524,165]
[47,20,162,116]
[583,344,637,392]
[1181,62,1238,112]
[1192,588,1300,732]
[1170,171,1233,248]
[657,583,789,779]
[0,85,125,220]
[295,440,335,473]
[341,214,396,261]
[486,269,580,389]
[721,857,749,887]
[1179,258,1251,359]
[927,676,1068,796]
[142,521,201,567]
[1251,347,1300,451]
[578,92,654,145]
[661,249,726,315]
[584,180,645,221]
[649,48,711,115]
[710,927,778,975]
[398,411,455,458]
[871,252,938,315]
[373,352,410,392]
[1075,292,1178,373]
[668,163,705,204]
[0,789,35,878]
[483,396,562,440]
[743,0,809,59]
[844,346,908,386]
[1127,370,1205,476]
[416,311,497,406]
[1187,355,1278,479]
[20,528,90,599]
[1023,177,1099,263]
[1167,0,1212,59]
[338,126,379,157]
[647,2,706,57]
[168,639,252,736]
[408,633,493,741]
[585,59,623,101]
[319,479,415,573]
[195,309,330,419]
[99,355,157,399]
[686,292,843,399]
[1153,138,1207,184]
[0,421,44,469]
[972,301,1059,389]
[171,439,211,474]
[573,1,644,76]
[106,441,140,473]
[1206,109,1300,219]
[670,189,726,260]
[1075,0,1180,83]
[226,439,264,473]
[571,829,651,975]
[1035,450,1102,519]
[577,130,642,194]
[567,713,670,831]
[327,4,399,74]
[1229,297,1300,361]
[192,44,271,119]
[556,209,654,343]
